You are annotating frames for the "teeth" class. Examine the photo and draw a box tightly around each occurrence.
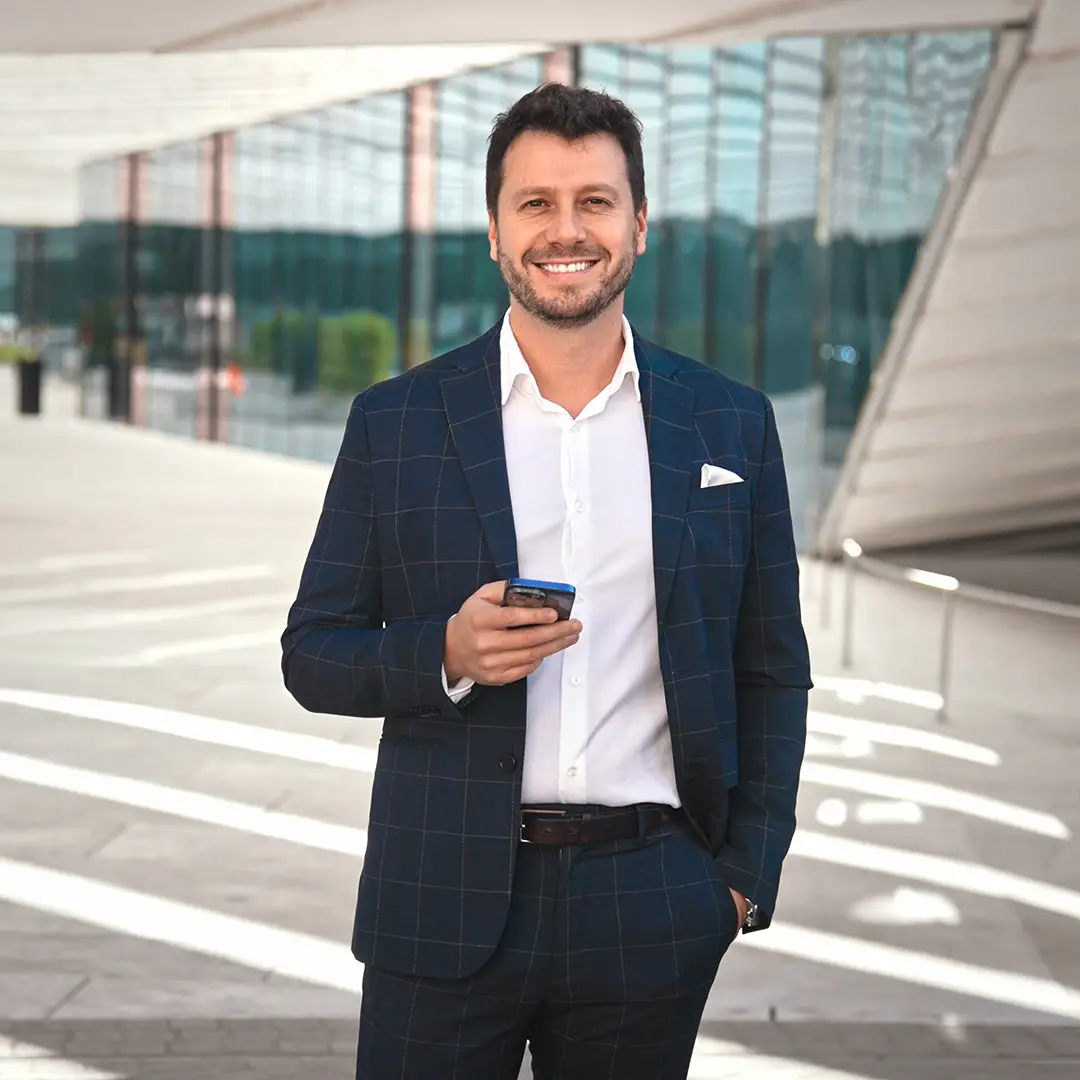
[540,262,592,274]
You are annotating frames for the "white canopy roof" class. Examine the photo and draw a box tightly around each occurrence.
[0,45,544,225]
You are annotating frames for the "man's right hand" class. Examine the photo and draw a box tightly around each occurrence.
[444,581,582,687]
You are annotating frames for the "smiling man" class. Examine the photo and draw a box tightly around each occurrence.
[282,83,811,1080]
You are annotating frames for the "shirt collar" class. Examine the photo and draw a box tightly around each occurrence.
[499,310,641,407]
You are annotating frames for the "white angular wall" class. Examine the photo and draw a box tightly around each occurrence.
[819,0,1080,555]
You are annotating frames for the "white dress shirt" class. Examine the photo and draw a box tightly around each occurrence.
[445,312,680,808]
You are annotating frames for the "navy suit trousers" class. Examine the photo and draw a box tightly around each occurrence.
[356,812,741,1080]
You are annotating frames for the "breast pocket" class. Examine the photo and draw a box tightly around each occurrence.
[685,466,753,594]
[686,470,752,515]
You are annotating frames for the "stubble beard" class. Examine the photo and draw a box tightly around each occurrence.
[497,243,636,330]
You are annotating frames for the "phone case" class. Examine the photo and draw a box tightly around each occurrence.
[503,579,576,620]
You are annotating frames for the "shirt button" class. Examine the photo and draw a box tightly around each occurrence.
[575,500,586,513]
[566,766,578,778]
[570,676,582,687]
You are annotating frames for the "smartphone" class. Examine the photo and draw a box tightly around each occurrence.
[503,577,576,621]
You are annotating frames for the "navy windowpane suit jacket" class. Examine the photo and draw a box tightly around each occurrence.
[281,324,812,981]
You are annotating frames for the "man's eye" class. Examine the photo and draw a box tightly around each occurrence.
[524,199,546,209]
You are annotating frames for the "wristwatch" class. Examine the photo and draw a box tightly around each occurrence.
[741,899,760,932]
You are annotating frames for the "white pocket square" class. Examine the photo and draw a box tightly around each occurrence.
[700,463,745,489]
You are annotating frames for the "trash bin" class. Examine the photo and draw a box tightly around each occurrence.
[17,357,43,416]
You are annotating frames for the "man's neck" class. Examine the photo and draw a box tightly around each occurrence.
[507,302,627,417]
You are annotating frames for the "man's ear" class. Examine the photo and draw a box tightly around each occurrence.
[488,211,498,262]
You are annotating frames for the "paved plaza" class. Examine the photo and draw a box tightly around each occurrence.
[1,377,1079,1078]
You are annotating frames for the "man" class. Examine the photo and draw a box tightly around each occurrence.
[282,82,811,1080]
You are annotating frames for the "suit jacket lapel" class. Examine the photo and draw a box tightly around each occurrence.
[636,336,695,624]
[440,328,519,582]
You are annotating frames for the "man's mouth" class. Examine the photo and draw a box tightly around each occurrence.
[534,259,600,276]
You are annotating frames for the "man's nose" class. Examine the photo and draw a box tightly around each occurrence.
[547,204,586,247]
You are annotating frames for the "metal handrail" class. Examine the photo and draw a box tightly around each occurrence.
[824,538,1080,724]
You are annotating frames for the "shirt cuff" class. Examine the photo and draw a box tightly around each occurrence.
[441,614,475,703]
[442,666,475,703]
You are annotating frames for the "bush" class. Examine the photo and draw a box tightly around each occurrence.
[0,343,36,364]
[248,307,319,392]
[320,311,397,394]
[247,308,397,395]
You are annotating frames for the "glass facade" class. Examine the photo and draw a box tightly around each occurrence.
[820,34,997,451]
[0,226,78,326]
[54,30,995,545]
[228,95,408,458]
[580,36,993,453]
[73,159,125,414]
[0,225,78,362]
[431,56,546,356]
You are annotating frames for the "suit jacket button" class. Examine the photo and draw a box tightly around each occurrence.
[499,753,518,774]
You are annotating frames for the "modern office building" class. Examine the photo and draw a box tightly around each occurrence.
[1,0,1077,559]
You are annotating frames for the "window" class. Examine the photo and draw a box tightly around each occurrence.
[431,57,544,355]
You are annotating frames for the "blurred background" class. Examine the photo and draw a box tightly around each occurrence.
[1,2,1079,1078]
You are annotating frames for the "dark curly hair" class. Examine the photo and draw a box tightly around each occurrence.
[486,83,646,216]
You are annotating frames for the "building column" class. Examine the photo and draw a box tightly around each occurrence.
[403,83,437,370]
[195,131,235,440]
[14,227,46,330]
[207,131,226,441]
[114,151,144,422]
[750,42,776,392]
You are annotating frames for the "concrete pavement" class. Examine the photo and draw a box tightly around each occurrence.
[1,384,1079,1078]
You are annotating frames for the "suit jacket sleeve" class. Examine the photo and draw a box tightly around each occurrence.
[281,391,465,721]
[716,392,811,926]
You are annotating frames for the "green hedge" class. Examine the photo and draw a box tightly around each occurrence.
[247,308,397,394]
[0,343,36,364]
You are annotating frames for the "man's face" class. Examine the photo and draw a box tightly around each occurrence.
[489,131,647,328]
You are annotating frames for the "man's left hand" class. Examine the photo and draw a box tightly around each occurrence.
[729,888,749,929]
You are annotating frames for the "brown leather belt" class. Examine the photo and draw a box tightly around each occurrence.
[520,805,682,846]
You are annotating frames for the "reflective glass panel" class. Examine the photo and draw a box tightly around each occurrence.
[432,56,545,355]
